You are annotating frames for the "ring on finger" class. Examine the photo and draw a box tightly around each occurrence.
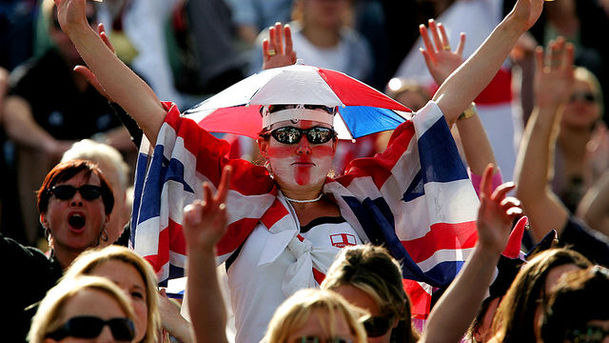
[267,49,276,56]
[443,45,451,51]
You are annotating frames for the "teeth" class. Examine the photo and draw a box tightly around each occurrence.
[68,214,86,229]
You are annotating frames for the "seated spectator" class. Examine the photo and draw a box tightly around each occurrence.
[61,139,131,246]
[0,160,114,343]
[28,276,135,343]
[2,0,132,245]
[538,265,609,343]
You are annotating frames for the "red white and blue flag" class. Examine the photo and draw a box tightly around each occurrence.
[131,101,479,319]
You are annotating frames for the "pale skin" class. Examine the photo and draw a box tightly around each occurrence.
[514,37,575,242]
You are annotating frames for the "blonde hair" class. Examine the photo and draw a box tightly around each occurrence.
[574,66,604,116]
[28,276,134,343]
[264,288,367,343]
[63,246,160,343]
[322,244,420,343]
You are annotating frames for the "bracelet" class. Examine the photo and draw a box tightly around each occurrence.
[458,102,477,120]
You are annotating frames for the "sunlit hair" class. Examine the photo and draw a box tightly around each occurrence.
[62,246,160,343]
[540,265,609,342]
[385,78,431,103]
[574,66,604,116]
[264,288,367,343]
[490,248,591,342]
[28,276,134,343]
[321,244,420,343]
[61,139,130,193]
[37,159,114,215]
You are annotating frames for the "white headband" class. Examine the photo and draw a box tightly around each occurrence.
[261,105,335,128]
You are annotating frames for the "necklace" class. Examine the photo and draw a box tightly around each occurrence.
[283,193,323,203]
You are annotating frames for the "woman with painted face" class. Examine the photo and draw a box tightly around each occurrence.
[1,159,114,342]
[55,0,544,340]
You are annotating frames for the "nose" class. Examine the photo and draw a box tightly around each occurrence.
[95,325,115,343]
[295,135,312,155]
[70,190,84,207]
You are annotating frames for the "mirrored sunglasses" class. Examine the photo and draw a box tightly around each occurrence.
[566,325,609,343]
[269,126,336,145]
[569,91,597,104]
[45,316,135,341]
[47,185,103,201]
[293,336,352,343]
[362,314,394,338]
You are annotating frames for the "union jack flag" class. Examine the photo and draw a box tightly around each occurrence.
[131,100,479,319]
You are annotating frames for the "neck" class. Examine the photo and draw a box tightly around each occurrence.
[558,125,591,157]
[53,247,86,270]
[301,24,340,48]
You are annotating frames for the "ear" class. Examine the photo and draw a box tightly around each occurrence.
[40,213,49,230]
[257,137,270,159]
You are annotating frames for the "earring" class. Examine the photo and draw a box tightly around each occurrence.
[100,228,109,242]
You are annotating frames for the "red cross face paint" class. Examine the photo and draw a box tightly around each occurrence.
[265,120,336,189]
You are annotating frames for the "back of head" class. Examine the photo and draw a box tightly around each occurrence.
[322,244,419,342]
[540,266,609,342]
[491,248,592,342]
[63,245,160,343]
[265,288,367,343]
[28,275,134,343]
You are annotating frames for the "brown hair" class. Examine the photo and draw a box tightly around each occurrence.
[37,159,114,215]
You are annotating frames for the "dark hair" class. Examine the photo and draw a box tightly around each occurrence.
[37,160,114,215]
[322,244,420,343]
[491,248,591,342]
[540,266,609,342]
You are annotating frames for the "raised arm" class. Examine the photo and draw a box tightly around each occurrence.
[183,166,232,343]
[54,0,165,144]
[262,23,297,70]
[432,0,543,125]
[514,38,574,242]
[419,20,498,181]
[421,165,521,343]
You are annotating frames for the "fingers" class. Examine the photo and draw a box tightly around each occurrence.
[183,202,203,226]
[97,23,115,53]
[534,45,544,71]
[274,22,284,54]
[262,39,271,60]
[480,163,495,198]
[491,181,515,202]
[215,166,232,204]
[437,22,451,51]
[429,19,443,51]
[420,24,435,56]
[456,32,466,56]
[284,24,293,57]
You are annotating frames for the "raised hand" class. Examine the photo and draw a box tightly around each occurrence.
[477,164,523,255]
[53,0,89,34]
[74,23,115,100]
[419,19,466,85]
[183,166,232,251]
[262,22,297,70]
[534,37,575,109]
[509,0,544,31]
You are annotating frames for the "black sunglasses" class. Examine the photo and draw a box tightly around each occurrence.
[362,314,394,338]
[45,316,135,341]
[47,185,103,201]
[267,126,336,145]
[294,336,352,343]
[569,91,597,104]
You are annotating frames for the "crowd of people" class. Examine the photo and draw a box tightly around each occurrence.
[2,0,609,342]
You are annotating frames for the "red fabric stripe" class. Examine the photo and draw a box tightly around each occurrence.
[313,268,326,285]
[401,221,478,263]
[338,120,415,189]
[318,69,410,111]
[167,219,186,255]
[403,279,431,319]
[216,218,260,256]
[144,226,170,273]
[261,198,289,229]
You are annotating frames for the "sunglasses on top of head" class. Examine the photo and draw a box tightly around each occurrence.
[47,185,103,201]
[45,316,135,342]
[265,126,337,145]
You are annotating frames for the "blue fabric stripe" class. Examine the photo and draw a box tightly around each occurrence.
[418,118,469,183]
[339,106,406,138]
[402,170,424,202]
[131,151,150,246]
[424,260,466,287]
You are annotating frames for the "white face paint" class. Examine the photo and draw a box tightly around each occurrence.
[262,120,336,193]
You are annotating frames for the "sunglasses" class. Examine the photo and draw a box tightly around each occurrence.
[45,316,135,341]
[362,314,394,338]
[569,91,597,104]
[566,325,609,343]
[266,126,336,145]
[293,337,352,343]
[47,185,103,201]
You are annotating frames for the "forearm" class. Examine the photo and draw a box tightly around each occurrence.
[186,248,228,343]
[4,97,59,150]
[421,245,499,343]
[63,22,165,144]
[456,105,496,176]
[434,15,528,124]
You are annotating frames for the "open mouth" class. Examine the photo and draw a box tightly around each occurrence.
[68,214,86,232]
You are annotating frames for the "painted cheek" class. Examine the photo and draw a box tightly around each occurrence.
[267,145,295,158]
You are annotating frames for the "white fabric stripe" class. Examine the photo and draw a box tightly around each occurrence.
[263,108,334,128]
[134,216,161,256]
[417,247,475,272]
[169,251,187,268]
[412,101,444,137]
